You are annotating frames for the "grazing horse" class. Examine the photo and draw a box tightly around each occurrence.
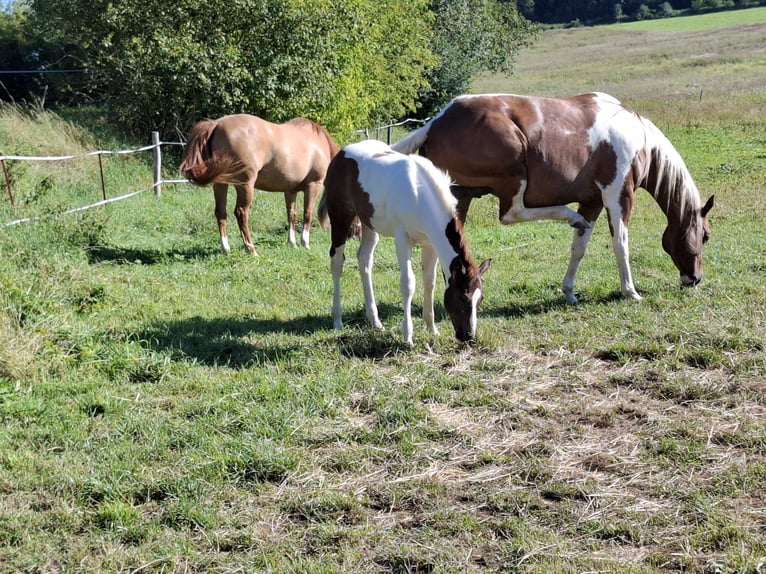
[179,114,339,254]
[318,139,491,346]
[392,92,714,303]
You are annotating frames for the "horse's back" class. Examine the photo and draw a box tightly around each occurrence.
[208,114,333,190]
[336,140,452,237]
[425,92,647,204]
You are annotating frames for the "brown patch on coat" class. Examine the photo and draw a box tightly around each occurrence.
[320,151,375,256]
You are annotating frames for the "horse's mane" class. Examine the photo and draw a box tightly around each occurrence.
[641,117,702,219]
[288,117,341,157]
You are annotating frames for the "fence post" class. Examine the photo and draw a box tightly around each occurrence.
[1,159,15,211]
[152,131,162,197]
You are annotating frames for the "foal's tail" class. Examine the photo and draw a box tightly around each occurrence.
[317,187,362,239]
[179,119,245,186]
[317,191,330,230]
[390,120,433,155]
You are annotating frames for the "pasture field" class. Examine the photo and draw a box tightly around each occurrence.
[1,10,765,574]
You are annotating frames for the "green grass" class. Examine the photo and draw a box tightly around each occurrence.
[1,8,766,573]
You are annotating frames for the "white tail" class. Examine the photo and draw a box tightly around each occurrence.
[390,121,433,155]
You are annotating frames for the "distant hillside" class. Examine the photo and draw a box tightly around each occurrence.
[517,0,766,26]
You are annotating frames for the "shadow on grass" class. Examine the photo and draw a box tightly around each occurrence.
[482,289,625,319]
[86,244,217,265]
[136,303,405,368]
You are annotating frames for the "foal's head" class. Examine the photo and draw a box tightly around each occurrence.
[444,257,491,342]
[662,195,714,287]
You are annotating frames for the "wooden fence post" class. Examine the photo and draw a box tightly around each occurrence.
[1,159,15,212]
[152,131,162,197]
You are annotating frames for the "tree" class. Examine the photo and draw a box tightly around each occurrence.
[418,0,538,118]
[29,0,435,140]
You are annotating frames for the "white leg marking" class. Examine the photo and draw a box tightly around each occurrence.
[331,244,346,329]
[220,235,231,254]
[301,226,310,249]
[358,229,383,329]
[469,288,482,339]
[562,224,595,304]
[395,229,416,347]
[607,208,642,300]
[288,226,297,247]
[421,245,439,335]
[500,179,589,228]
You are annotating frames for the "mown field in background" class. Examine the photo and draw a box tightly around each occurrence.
[1,9,765,574]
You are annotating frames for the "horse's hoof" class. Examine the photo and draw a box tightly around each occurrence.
[571,219,591,230]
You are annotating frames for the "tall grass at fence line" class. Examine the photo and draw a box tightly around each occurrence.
[0,103,155,225]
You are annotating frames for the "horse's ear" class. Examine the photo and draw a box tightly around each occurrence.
[478,258,492,276]
[448,257,465,284]
[701,195,714,217]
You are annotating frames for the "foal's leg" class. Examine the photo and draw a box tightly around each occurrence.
[357,227,383,331]
[284,191,298,247]
[421,244,439,335]
[213,183,231,254]
[331,242,346,329]
[234,182,257,254]
[394,228,416,347]
[562,204,603,304]
[301,181,323,249]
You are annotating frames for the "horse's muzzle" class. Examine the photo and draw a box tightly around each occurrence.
[455,330,475,343]
[681,274,701,286]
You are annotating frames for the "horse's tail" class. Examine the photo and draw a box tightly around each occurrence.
[391,120,433,155]
[317,171,362,238]
[318,190,330,230]
[179,120,246,186]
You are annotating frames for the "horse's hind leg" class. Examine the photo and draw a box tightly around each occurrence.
[234,182,257,255]
[562,204,602,304]
[301,181,323,249]
[213,183,231,254]
[284,191,298,247]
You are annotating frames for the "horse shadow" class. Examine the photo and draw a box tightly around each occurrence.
[482,289,625,319]
[137,302,407,368]
[86,244,216,265]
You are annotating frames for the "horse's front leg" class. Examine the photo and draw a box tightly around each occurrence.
[213,183,231,254]
[331,242,346,330]
[284,191,298,247]
[606,203,641,300]
[394,228,416,347]
[562,204,603,304]
[421,244,439,335]
[301,181,323,249]
[358,228,383,331]
[234,182,257,255]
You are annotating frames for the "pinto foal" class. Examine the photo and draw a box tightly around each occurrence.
[318,140,490,346]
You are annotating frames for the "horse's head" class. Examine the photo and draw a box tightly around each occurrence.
[444,258,492,342]
[662,195,714,286]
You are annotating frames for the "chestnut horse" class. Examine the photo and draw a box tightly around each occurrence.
[392,92,714,303]
[318,139,491,346]
[179,114,339,254]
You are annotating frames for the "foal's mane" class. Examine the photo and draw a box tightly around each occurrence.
[409,154,456,214]
[641,117,702,220]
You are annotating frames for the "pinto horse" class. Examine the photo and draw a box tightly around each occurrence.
[392,92,714,303]
[318,139,491,346]
[179,114,339,254]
